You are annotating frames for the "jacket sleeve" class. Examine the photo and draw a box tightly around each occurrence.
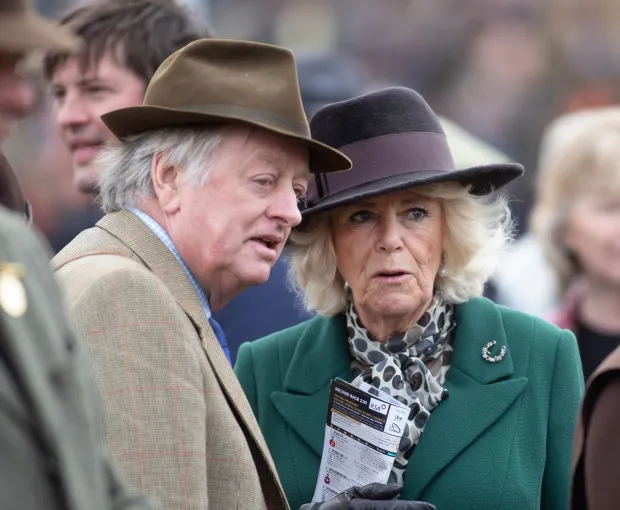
[235,342,259,419]
[542,329,584,510]
[583,376,620,510]
[67,264,210,510]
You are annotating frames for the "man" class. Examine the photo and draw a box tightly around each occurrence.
[0,0,154,508]
[44,0,208,194]
[52,39,351,509]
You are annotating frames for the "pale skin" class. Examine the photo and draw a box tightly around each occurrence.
[50,50,146,194]
[563,190,620,333]
[139,125,310,311]
[331,189,445,341]
[0,53,35,143]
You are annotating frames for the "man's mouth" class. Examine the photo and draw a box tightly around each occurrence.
[250,235,283,252]
[70,142,101,164]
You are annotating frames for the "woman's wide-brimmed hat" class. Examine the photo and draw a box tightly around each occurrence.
[102,39,351,174]
[303,87,524,216]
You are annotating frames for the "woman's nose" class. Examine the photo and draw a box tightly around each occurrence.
[376,217,404,252]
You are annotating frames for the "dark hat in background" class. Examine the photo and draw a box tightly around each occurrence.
[102,39,351,174]
[303,87,524,216]
[0,0,79,54]
[295,52,367,118]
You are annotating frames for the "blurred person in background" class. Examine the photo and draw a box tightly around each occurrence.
[491,111,595,317]
[0,0,155,508]
[44,0,209,196]
[236,87,583,510]
[213,51,367,361]
[531,108,620,381]
[572,344,620,509]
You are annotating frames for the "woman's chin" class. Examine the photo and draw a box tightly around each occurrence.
[363,292,428,318]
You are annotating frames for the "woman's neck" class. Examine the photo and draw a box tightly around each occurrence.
[579,278,620,334]
[356,301,430,342]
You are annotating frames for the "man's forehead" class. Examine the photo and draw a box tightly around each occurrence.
[51,47,128,83]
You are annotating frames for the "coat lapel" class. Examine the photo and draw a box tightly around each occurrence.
[270,315,352,456]
[95,211,285,493]
[271,299,528,500]
[403,299,527,500]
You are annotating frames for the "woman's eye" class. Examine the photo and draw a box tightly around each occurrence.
[407,207,429,221]
[350,210,373,223]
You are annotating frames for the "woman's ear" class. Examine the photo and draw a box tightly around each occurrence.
[151,152,182,214]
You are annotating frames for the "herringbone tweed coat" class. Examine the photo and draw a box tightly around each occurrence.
[52,210,288,510]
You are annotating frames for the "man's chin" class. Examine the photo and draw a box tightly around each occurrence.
[73,167,100,195]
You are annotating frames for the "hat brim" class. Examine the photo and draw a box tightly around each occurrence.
[102,105,352,174]
[301,163,524,218]
[0,12,79,53]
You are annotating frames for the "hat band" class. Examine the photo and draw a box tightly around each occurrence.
[141,102,311,138]
[307,131,454,206]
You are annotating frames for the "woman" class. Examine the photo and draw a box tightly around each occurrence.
[530,108,620,380]
[236,87,584,509]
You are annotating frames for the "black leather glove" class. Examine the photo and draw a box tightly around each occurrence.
[299,483,436,510]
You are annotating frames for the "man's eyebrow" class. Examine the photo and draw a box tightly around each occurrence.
[75,77,106,87]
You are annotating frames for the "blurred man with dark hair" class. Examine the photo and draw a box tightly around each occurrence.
[45,0,209,194]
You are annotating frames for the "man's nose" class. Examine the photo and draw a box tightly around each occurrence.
[56,93,90,129]
[268,186,303,227]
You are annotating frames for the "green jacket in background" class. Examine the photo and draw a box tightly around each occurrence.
[235,297,583,510]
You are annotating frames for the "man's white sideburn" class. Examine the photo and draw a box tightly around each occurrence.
[98,126,222,213]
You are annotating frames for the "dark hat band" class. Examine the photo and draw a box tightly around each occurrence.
[307,131,455,206]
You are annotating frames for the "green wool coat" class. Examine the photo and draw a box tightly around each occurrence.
[235,298,584,510]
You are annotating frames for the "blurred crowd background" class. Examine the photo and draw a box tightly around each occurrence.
[6,0,620,249]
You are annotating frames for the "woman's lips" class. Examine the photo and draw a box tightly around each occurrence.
[372,272,412,284]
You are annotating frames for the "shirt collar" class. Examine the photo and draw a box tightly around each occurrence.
[130,208,212,320]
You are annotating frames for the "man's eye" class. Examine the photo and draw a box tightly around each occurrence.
[294,188,306,199]
[87,86,108,94]
[51,87,65,101]
[350,211,373,223]
[255,177,275,187]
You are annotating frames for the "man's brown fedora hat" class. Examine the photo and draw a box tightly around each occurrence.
[102,39,352,174]
[0,0,79,54]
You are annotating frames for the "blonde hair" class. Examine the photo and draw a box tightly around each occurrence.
[289,182,513,316]
[530,108,620,292]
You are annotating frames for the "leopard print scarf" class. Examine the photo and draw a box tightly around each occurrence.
[347,294,456,486]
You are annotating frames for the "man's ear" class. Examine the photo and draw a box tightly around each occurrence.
[151,152,182,214]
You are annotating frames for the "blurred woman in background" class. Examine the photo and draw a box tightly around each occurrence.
[531,108,620,380]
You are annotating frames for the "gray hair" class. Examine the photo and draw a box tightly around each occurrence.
[98,126,222,212]
[288,182,514,316]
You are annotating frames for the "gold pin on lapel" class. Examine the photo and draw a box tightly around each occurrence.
[0,262,27,318]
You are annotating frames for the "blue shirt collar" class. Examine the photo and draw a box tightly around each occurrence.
[130,208,212,320]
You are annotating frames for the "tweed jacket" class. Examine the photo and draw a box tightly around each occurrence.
[236,298,584,510]
[0,207,153,510]
[52,210,288,510]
